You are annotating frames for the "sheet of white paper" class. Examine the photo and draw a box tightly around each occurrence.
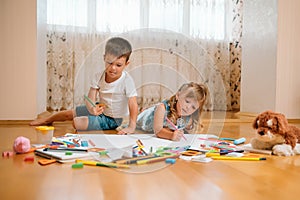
[77,133,219,153]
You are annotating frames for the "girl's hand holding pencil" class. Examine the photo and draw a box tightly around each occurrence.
[165,117,187,141]
[172,129,185,141]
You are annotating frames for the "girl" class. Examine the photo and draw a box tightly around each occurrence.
[136,82,208,141]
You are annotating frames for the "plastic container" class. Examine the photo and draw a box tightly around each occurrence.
[35,126,54,144]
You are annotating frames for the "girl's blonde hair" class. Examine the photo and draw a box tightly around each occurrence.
[167,82,208,131]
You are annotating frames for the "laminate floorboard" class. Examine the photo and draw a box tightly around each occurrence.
[1,111,300,200]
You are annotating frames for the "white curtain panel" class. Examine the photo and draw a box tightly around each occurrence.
[45,0,242,111]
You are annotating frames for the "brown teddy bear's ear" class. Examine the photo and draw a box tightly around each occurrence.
[285,132,297,148]
[274,113,288,135]
[252,115,259,129]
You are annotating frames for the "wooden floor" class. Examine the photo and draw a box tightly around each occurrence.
[1,111,300,200]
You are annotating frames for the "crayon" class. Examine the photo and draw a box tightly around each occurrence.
[165,158,176,164]
[38,159,56,166]
[72,163,84,169]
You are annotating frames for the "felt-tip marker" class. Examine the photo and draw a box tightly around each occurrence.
[233,137,246,145]
[43,147,88,152]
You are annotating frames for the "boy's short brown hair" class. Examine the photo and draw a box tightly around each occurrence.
[105,37,132,61]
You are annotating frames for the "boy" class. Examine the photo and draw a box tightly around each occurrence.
[30,37,138,134]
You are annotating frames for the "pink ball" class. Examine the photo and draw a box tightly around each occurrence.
[13,136,31,153]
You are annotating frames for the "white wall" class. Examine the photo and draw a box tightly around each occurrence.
[276,0,300,118]
[0,0,41,120]
[241,0,300,118]
[241,0,277,114]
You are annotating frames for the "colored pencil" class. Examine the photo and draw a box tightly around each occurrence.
[76,159,130,168]
[136,155,179,165]
[210,156,266,161]
[115,155,157,164]
[241,147,272,155]
[165,117,187,141]
[84,95,96,107]
[43,147,88,152]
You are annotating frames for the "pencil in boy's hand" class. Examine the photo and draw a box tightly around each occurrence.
[84,95,96,107]
[95,102,107,108]
[165,117,187,141]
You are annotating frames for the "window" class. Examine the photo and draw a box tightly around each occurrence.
[148,0,184,33]
[47,0,230,40]
[96,0,140,32]
[47,0,88,27]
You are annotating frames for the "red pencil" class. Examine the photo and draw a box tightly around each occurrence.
[165,117,187,141]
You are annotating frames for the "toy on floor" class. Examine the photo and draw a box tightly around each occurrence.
[13,136,31,153]
[251,110,300,156]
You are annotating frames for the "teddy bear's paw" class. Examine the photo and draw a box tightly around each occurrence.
[293,144,300,155]
[273,144,295,156]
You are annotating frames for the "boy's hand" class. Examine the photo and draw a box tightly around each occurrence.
[171,129,184,141]
[89,105,105,116]
[117,127,135,135]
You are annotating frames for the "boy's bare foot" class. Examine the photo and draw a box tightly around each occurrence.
[29,118,53,126]
[29,111,53,126]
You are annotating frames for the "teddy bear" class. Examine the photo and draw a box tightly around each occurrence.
[251,110,300,156]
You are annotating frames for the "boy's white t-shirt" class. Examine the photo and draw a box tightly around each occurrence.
[90,71,137,118]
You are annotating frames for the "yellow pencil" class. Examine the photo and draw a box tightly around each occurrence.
[210,156,266,161]
[76,159,130,168]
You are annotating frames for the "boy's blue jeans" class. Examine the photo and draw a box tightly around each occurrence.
[75,105,123,130]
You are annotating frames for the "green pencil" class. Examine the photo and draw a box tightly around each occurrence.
[84,95,96,107]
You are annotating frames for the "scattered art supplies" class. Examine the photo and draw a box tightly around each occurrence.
[32,133,270,168]
[34,134,96,163]
[188,134,240,153]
